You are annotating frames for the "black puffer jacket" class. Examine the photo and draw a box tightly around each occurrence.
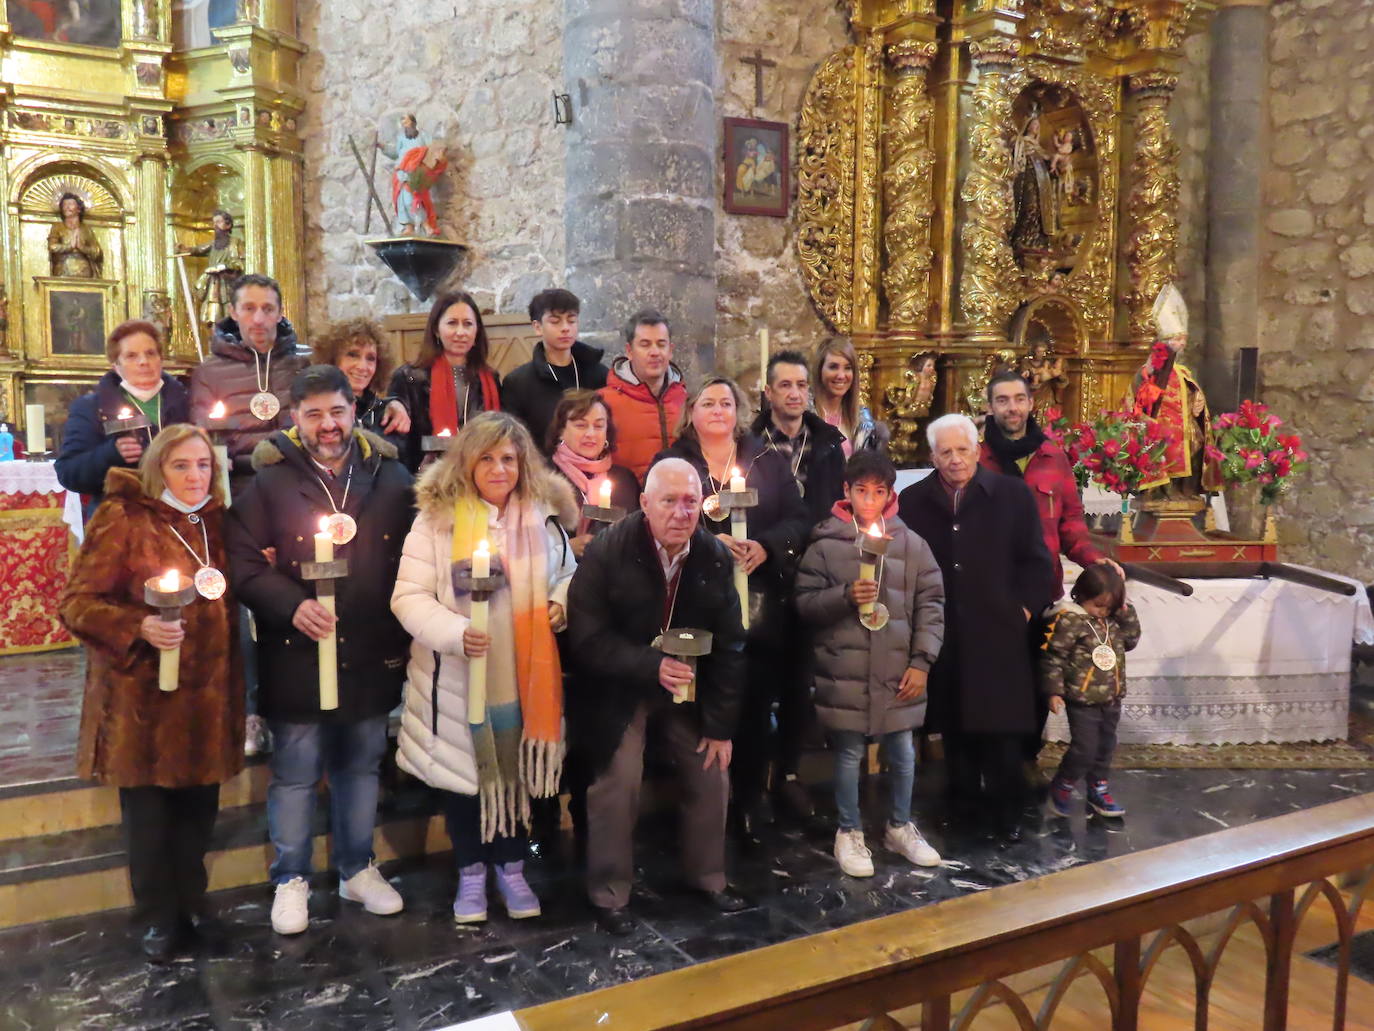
[749,408,847,527]
[502,340,608,451]
[566,514,746,776]
[226,427,415,723]
[388,362,503,472]
[650,434,809,649]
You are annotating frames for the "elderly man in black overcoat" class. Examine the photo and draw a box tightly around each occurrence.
[897,413,1055,832]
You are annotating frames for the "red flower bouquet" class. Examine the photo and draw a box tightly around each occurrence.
[1051,408,1172,497]
[1209,400,1308,504]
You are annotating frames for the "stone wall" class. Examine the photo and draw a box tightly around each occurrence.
[713,0,852,386]
[1261,0,1374,578]
[1171,31,1211,355]
[297,0,567,330]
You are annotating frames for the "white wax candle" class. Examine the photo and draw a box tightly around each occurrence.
[858,524,881,617]
[314,520,339,711]
[731,508,750,632]
[24,404,44,455]
[599,478,612,508]
[468,539,490,724]
[729,466,746,493]
[156,569,181,692]
[213,444,232,508]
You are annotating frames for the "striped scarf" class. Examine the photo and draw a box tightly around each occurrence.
[450,493,564,841]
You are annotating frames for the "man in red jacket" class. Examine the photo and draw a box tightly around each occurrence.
[599,309,687,483]
[979,371,1122,775]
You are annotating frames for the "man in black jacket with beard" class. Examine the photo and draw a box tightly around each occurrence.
[567,458,749,935]
[502,289,608,451]
[227,365,414,937]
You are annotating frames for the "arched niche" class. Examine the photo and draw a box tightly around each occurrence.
[170,158,245,242]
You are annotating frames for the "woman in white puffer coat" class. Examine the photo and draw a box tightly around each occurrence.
[391,412,577,925]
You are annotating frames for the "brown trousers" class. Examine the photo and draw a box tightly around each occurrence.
[585,696,729,910]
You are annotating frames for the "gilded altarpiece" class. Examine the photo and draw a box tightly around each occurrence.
[0,0,306,450]
[797,0,1208,462]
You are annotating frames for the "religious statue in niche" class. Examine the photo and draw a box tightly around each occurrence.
[0,285,9,354]
[142,290,173,343]
[884,354,938,462]
[1023,332,1069,418]
[187,209,245,327]
[963,349,1020,419]
[1126,284,1222,498]
[48,193,104,278]
[377,114,448,237]
[1008,86,1094,279]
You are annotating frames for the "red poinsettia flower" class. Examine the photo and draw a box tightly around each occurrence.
[1243,451,1265,470]
[1205,444,1225,463]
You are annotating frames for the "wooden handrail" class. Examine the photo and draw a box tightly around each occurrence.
[514,793,1374,1030]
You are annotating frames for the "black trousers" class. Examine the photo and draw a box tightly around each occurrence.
[731,644,805,811]
[1023,615,1052,761]
[943,732,1025,804]
[1055,701,1122,786]
[441,790,527,867]
[119,785,220,927]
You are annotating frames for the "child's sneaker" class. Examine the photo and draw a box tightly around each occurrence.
[833,829,874,877]
[1087,780,1125,817]
[884,821,942,867]
[1047,778,1075,818]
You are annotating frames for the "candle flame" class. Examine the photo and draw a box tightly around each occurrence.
[865,523,882,538]
[158,569,179,592]
[730,466,741,479]
[438,428,453,437]
[475,539,490,556]
[318,515,331,535]
[599,479,612,505]
[117,406,133,419]
[208,400,226,419]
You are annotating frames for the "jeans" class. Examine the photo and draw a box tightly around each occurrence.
[1056,701,1122,786]
[831,728,916,832]
[267,716,388,883]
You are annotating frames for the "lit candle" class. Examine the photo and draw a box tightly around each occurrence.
[858,524,881,617]
[208,400,227,421]
[729,468,750,632]
[117,406,133,419]
[24,403,44,455]
[468,539,491,725]
[314,517,339,711]
[148,569,187,693]
[599,478,612,509]
[438,428,452,438]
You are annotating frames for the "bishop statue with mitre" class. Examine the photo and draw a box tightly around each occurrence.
[1127,284,1222,497]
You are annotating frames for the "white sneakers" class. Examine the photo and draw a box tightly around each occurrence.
[836,823,943,877]
[340,863,405,915]
[272,865,404,935]
[271,877,310,935]
[884,821,943,868]
[834,829,875,877]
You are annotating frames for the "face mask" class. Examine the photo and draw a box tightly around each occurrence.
[160,488,209,514]
[119,378,163,403]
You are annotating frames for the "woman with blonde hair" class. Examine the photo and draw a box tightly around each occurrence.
[391,412,576,924]
[813,338,886,456]
[60,424,242,962]
[311,317,411,439]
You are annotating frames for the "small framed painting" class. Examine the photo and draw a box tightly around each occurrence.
[723,117,789,218]
[40,279,113,365]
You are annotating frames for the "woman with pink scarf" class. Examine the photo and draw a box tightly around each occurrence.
[545,390,640,558]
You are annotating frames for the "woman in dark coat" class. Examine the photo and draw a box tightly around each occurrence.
[59,425,243,962]
[389,290,502,472]
[546,389,640,558]
[897,413,1055,831]
[651,377,809,843]
[55,320,190,518]
[311,317,411,447]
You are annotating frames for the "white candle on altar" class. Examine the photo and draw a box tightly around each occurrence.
[599,478,612,509]
[314,517,339,711]
[729,468,750,631]
[156,569,182,693]
[24,404,44,455]
[468,539,491,725]
[858,524,880,617]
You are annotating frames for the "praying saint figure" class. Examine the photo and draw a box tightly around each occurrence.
[48,192,104,278]
[377,114,447,237]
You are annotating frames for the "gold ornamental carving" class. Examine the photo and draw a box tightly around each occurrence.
[853,37,886,332]
[882,40,938,329]
[1124,71,1180,340]
[959,40,1021,334]
[796,47,860,334]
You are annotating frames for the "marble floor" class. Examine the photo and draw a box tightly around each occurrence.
[2,766,1373,1030]
[0,649,85,789]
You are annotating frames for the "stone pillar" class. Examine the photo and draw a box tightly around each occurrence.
[1203,1,1268,406]
[562,0,716,376]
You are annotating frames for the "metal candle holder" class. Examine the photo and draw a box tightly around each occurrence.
[204,415,234,435]
[422,434,454,454]
[718,486,759,513]
[581,500,626,525]
[658,627,713,704]
[102,412,151,437]
[143,573,198,693]
[857,532,890,561]
[302,558,350,594]
[451,555,506,601]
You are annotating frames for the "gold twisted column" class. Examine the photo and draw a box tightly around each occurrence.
[958,38,1021,338]
[851,36,885,333]
[882,40,938,330]
[1125,70,1180,341]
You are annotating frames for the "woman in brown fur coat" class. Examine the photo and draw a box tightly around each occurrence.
[60,424,243,962]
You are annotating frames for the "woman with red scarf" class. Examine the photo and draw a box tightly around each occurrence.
[545,390,640,557]
[390,290,502,472]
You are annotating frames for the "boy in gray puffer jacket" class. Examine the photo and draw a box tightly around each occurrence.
[795,452,946,878]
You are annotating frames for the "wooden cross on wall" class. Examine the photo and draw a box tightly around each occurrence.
[740,49,777,108]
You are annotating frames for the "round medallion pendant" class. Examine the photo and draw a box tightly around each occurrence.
[702,493,723,521]
[859,602,890,633]
[323,511,358,546]
[194,566,228,601]
[249,391,281,421]
[1092,643,1117,672]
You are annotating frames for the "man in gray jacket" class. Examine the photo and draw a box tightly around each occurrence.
[795,451,945,877]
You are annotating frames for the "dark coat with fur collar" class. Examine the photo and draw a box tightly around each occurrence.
[226,427,414,723]
[61,468,244,787]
